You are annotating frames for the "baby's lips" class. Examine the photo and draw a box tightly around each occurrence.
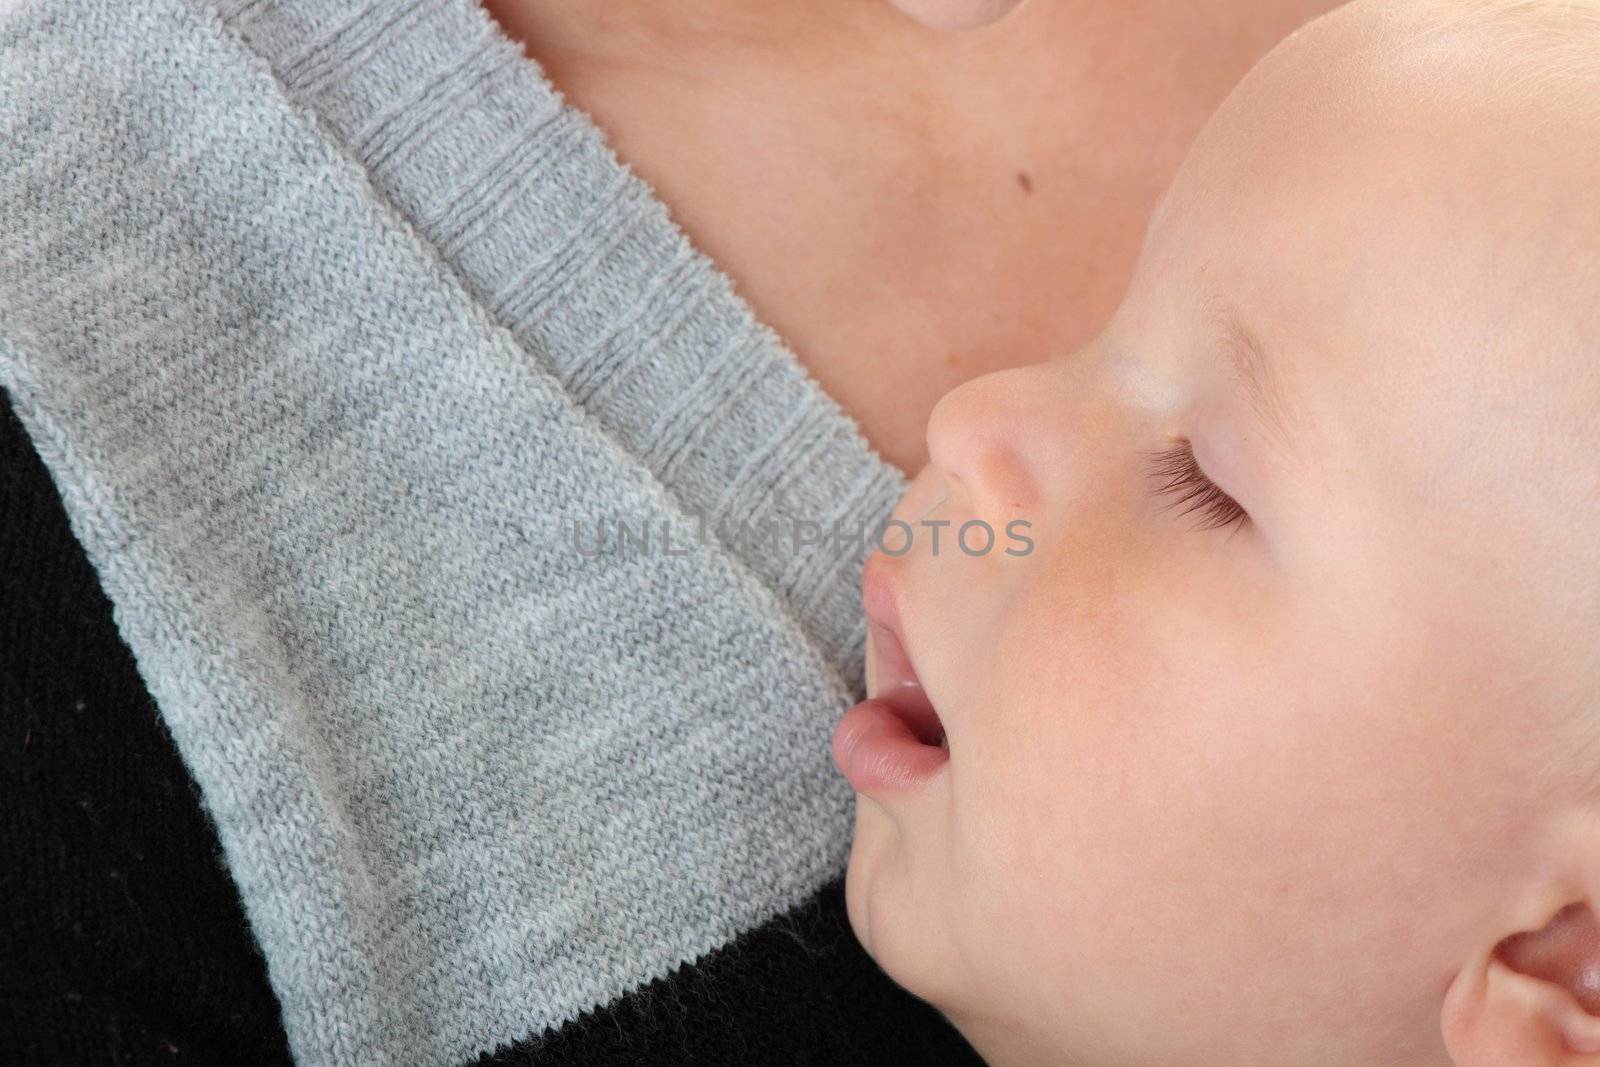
[866,615,918,696]
[861,554,928,700]
[864,628,879,699]
[848,518,948,792]
[832,691,950,794]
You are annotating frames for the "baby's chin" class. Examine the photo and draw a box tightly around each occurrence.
[840,788,984,1025]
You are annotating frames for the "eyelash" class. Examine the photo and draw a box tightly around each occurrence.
[1145,441,1249,533]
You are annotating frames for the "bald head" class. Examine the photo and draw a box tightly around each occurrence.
[1145,0,1600,492]
[1124,0,1600,796]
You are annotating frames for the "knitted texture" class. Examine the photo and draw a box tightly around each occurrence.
[0,0,909,1061]
[1,390,986,1067]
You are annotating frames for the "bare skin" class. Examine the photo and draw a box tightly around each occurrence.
[479,0,1343,474]
[847,2,1600,1063]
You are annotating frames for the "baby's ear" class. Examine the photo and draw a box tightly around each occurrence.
[1441,811,1600,1065]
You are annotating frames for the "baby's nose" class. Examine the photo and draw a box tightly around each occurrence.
[924,363,1061,519]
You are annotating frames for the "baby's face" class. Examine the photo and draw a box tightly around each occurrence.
[838,4,1600,1065]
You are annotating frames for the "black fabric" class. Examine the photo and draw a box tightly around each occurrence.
[477,874,986,1067]
[0,387,982,1066]
[0,392,295,1065]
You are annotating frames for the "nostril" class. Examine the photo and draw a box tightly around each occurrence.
[924,369,1045,520]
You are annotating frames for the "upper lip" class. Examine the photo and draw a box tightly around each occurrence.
[861,553,946,746]
[862,554,911,684]
[861,551,898,655]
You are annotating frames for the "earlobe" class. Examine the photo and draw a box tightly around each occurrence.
[1441,905,1600,1065]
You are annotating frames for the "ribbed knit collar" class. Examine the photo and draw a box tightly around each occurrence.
[214,0,905,694]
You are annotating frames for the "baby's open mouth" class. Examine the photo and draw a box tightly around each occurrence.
[830,563,950,792]
[867,616,947,749]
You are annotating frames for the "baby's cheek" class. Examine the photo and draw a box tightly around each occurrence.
[955,606,1413,1023]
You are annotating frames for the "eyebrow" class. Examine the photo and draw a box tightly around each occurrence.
[1201,286,1295,457]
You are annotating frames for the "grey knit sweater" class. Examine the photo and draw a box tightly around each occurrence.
[0,0,912,1061]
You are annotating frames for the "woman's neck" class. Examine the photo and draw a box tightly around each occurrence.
[476,0,1345,474]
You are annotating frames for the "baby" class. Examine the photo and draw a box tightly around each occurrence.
[830,1,1600,1064]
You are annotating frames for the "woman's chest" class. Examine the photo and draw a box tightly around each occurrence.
[486,1,1328,473]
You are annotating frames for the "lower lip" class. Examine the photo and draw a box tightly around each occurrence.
[832,693,950,793]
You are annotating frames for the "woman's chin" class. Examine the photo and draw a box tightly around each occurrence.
[883,0,1027,31]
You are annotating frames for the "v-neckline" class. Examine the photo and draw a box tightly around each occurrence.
[211,0,906,695]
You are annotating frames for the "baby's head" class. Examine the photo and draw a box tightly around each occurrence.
[834,2,1600,1063]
